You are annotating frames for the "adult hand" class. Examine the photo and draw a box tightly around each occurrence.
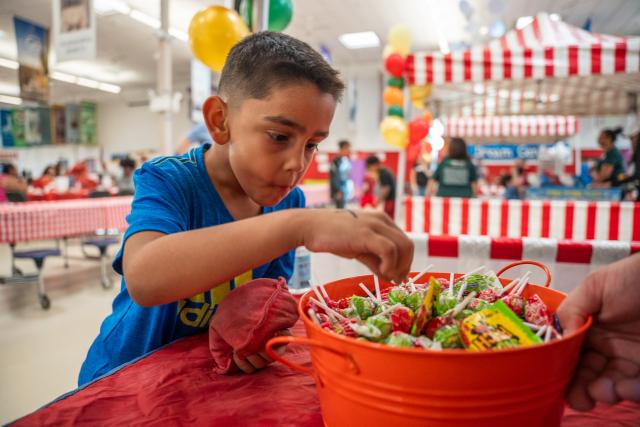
[233,330,291,374]
[556,254,640,411]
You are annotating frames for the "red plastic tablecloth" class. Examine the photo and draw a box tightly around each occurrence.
[12,321,640,426]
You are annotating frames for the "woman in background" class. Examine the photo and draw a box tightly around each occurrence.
[428,137,478,198]
[0,163,28,202]
[592,127,625,187]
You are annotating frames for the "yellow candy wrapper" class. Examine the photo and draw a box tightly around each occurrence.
[460,300,542,351]
[410,277,441,336]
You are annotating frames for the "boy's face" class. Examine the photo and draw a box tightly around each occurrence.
[213,82,336,206]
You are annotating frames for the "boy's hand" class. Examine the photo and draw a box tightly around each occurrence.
[232,330,291,374]
[301,209,414,283]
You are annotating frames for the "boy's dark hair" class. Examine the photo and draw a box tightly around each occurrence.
[120,158,136,169]
[447,137,470,161]
[366,155,381,167]
[219,32,344,104]
[338,140,351,150]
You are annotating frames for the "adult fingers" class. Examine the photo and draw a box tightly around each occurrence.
[556,272,604,334]
[233,353,255,374]
[565,365,597,411]
[246,354,269,370]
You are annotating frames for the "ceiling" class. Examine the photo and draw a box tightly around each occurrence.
[0,0,638,106]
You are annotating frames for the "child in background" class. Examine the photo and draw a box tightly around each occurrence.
[79,32,413,385]
[360,165,377,209]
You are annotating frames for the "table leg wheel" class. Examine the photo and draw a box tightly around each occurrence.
[39,294,51,310]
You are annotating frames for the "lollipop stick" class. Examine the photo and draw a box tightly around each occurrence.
[509,271,530,296]
[307,308,321,326]
[456,281,469,301]
[523,321,542,331]
[448,291,477,318]
[318,282,329,299]
[408,264,434,286]
[544,325,553,343]
[458,265,485,281]
[358,282,379,302]
[376,303,404,317]
[498,277,520,296]
[310,283,325,302]
[513,272,531,297]
[310,297,346,321]
[373,275,381,301]
[448,272,455,296]
[535,325,548,337]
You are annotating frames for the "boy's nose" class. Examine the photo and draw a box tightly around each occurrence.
[284,148,306,173]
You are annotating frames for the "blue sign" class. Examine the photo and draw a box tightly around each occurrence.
[468,144,552,161]
[0,110,13,147]
[526,187,622,201]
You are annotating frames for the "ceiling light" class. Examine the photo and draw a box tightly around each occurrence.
[338,31,380,49]
[0,57,19,70]
[516,16,534,30]
[0,94,22,105]
[479,26,489,36]
[169,28,188,42]
[51,71,78,84]
[549,14,561,22]
[98,82,121,93]
[129,9,160,29]
[94,0,131,15]
[76,77,101,89]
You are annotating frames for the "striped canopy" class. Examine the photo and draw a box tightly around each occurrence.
[444,115,579,139]
[406,13,640,85]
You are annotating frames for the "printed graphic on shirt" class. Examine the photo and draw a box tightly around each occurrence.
[442,163,470,186]
[177,269,253,328]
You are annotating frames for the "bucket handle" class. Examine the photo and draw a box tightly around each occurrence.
[496,260,551,288]
[265,335,359,377]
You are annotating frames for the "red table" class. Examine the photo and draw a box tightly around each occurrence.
[0,197,132,243]
[11,321,640,426]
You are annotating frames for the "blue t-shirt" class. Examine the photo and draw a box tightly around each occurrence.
[78,144,305,385]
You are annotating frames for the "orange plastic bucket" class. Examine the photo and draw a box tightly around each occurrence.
[265,260,592,427]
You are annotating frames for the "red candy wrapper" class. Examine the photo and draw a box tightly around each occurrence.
[391,306,414,333]
[424,316,453,339]
[524,294,550,326]
[437,278,451,290]
[478,288,498,303]
[501,294,525,317]
[333,318,358,337]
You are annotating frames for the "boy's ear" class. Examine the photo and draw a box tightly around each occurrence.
[203,96,230,145]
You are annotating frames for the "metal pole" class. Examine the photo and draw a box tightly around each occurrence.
[252,0,270,32]
[158,0,173,154]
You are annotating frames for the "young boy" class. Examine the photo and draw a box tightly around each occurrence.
[78,32,413,385]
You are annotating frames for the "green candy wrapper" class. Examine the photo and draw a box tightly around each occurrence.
[348,295,374,320]
[433,324,463,349]
[385,331,415,348]
[403,291,423,312]
[435,293,457,316]
[454,273,495,295]
[366,315,392,339]
[387,288,408,305]
[454,309,476,321]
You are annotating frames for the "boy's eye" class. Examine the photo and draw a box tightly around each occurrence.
[268,132,289,142]
[305,143,319,152]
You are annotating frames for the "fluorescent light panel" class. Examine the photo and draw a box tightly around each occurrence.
[0,57,18,69]
[339,31,380,49]
[0,94,22,105]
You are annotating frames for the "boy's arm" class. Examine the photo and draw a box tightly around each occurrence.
[124,208,413,306]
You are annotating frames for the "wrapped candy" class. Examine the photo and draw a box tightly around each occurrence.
[467,298,490,311]
[390,306,414,333]
[349,322,382,339]
[424,316,453,339]
[460,300,542,351]
[435,292,457,316]
[437,277,451,290]
[453,273,492,295]
[524,294,550,326]
[333,318,358,337]
[433,324,463,349]
[454,308,475,321]
[385,331,415,348]
[501,294,525,317]
[477,288,498,303]
[387,288,408,305]
[403,291,423,312]
[347,295,374,320]
[411,278,441,336]
[366,315,393,339]
[414,336,435,349]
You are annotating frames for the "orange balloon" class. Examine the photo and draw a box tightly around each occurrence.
[383,87,404,106]
[424,110,433,124]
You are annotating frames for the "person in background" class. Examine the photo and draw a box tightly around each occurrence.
[360,161,377,209]
[428,137,478,198]
[411,155,429,196]
[116,158,137,195]
[511,158,528,198]
[592,127,625,187]
[176,122,213,155]
[619,128,640,200]
[0,163,28,202]
[35,165,56,188]
[329,140,353,209]
[55,161,68,177]
[365,155,396,218]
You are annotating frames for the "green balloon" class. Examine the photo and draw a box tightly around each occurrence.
[387,105,404,117]
[239,0,293,32]
[387,77,405,89]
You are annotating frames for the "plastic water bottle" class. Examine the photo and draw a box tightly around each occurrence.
[290,247,311,290]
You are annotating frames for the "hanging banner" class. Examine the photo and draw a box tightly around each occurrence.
[190,59,213,123]
[65,103,80,144]
[52,0,96,62]
[0,110,14,147]
[14,17,50,103]
[79,101,97,145]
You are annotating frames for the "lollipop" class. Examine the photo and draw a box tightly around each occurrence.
[385,331,416,348]
[410,277,441,336]
[467,298,490,311]
[424,316,453,339]
[501,294,525,317]
[390,306,415,333]
[366,314,393,339]
[524,294,550,326]
[477,288,498,303]
[433,324,463,349]
[347,295,374,320]
[403,291,424,312]
[387,288,408,305]
[435,292,457,316]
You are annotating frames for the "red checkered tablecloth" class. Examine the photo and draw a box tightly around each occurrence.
[0,197,132,243]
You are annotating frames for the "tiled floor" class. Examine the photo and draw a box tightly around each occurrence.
[0,243,120,424]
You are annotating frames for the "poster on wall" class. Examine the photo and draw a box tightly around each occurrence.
[11,109,26,147]
[52,0,96,62]
[190,59,213,123]
[24,108,42,145]
[65,103,80,144]
[13,17,50,103]
[79,101,96,145]
[0,110,14,147]
[50,105,66,144]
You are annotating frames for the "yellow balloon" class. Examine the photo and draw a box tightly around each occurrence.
[380,116,408,149]
[409,84,432,101]
[412,99,425,110]
[189,6,251,73]
[388,24,412,57]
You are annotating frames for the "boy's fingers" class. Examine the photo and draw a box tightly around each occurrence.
[246,354,268,370]
[364,234,398,280]
[371,220,414,280]
[233,353,255,374]
[615,377,640,402]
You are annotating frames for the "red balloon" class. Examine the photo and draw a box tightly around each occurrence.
[384,53,405,78]
[408,117,430,144]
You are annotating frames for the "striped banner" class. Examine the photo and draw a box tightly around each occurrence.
[404,197,640,242]
[444,115,579,138]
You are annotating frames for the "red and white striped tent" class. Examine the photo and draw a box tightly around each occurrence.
[406,13,640,117]
[443,115,579,139]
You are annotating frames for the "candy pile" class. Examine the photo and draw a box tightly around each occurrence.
[305,266,563,351]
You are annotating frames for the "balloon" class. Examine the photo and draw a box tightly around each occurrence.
[412,99,425,110]
[387,105,404,117]
[423,110,433,125]
[387,77,405,89]
[380,116,408,149]
[384,53,405,78]
[408,117,430,143]
[189,6,250,72]
[383,87,404,106]
[239,0,293,32]
[388,24,412,56]
[382,44,394,60]
[409,84,432,102]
